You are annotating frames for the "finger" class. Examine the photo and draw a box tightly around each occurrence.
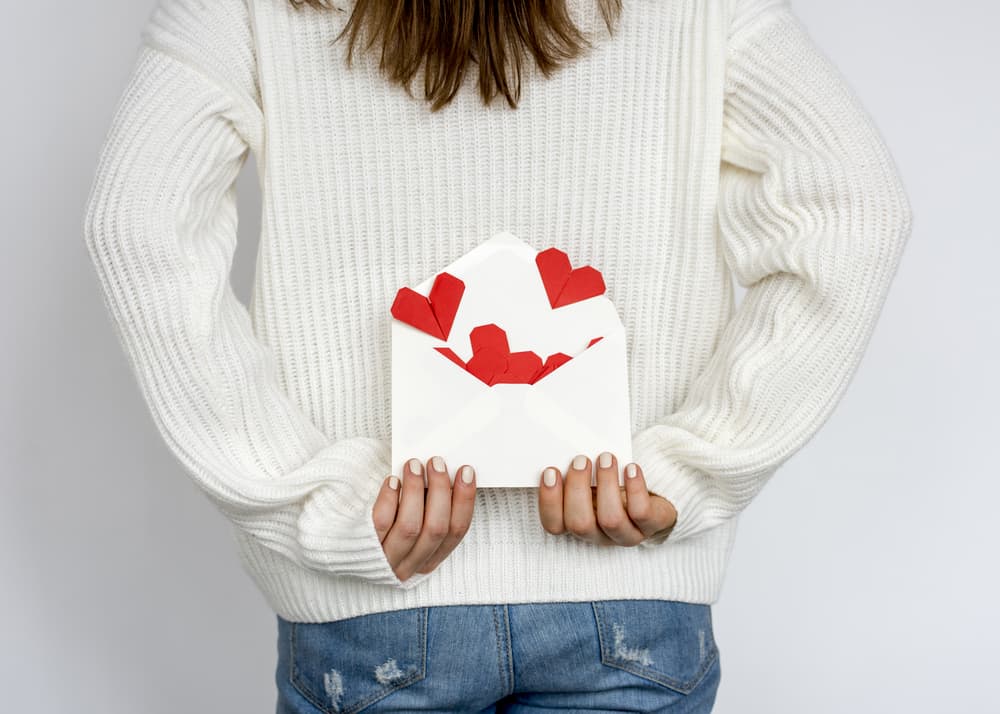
[395,455,453,580]
[622,462,678,540]
[372,474,401,543]
[563,454,613,545]
[380,457,426,570]
[594,452,645,546]
[538,465,565,536]
[417,463,477,574]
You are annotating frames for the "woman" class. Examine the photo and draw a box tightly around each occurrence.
[83,0,912,711]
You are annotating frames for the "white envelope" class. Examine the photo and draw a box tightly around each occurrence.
[391,231,633,487]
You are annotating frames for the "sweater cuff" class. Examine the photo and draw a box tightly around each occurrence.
[295,441,432,589]
[631,425,713,545]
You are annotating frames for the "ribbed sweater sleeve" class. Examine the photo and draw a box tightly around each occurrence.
[632,0,913,545]
[82,0,429,589]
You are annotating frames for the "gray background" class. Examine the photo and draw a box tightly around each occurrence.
[3,0,995,711]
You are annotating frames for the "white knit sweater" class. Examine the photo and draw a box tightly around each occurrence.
[83,0,912,623]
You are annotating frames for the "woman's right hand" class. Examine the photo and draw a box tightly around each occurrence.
[374,456,477,582]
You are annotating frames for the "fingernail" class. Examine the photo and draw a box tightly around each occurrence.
[408,458,423,475]
[572,454,588,470]
[625,463,638,479]
[388,475,400,490]
[543,467,558,487]
[598,451,612,468]
[460,465,475,484]
[432,455,445,472]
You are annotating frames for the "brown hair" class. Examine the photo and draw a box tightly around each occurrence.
[288,0,622,112]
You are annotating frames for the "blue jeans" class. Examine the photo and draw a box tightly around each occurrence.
[275,599,720,713]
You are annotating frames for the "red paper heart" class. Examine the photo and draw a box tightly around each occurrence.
[494,351,544,384]
[470,324,547,385]
[535,247,606,308]
[390,272,465,339]
[466,348,508,385]
[463,324,507,385]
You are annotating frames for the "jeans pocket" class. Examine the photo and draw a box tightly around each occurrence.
[591,599,719,695]
[287,607,428,714]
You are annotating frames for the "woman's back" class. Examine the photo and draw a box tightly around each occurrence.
[83,0,911,706]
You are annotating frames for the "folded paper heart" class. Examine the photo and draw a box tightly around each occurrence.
[435,324,604,386]
[535,247,606,308]
[390,272,465,340]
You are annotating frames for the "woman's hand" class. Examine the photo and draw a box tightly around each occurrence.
[373,455,477,581]
[538,452,677,546]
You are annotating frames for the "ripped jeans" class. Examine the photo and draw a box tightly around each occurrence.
[275,599,720,713]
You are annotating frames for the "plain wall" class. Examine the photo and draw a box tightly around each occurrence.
[3,0,995,711]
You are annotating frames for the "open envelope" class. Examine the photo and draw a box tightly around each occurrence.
[390,231,633,487]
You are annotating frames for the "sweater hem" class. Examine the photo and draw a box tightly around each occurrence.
[231,514,740,624]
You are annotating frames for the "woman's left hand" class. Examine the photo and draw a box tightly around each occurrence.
[538,452,677,546]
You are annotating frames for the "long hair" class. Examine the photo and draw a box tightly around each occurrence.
[288,0,623,111]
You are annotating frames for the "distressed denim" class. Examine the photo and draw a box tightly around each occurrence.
[275,599,720,713]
